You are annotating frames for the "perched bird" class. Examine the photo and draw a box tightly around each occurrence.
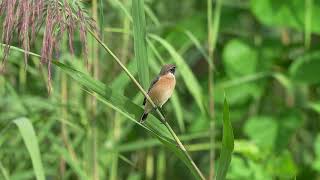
[140,64,176,122]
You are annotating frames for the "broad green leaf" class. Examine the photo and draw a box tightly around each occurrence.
[228,156,252,179]
[309,102,320,114]
[234,140,260,160]
[149,34,204,113]
[250,0,320,34]
[132,0,149,89]
[223,39,258,78]
[275,111,302,152]
[290,51,320,84]
[13,118,45,180]
[53,61,202,179]
[216,97,234,180]
[266,151,297,178]
[215,83,260,105]
[244,116,278,150]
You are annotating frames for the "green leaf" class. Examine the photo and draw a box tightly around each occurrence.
[309,102,320,114]
[275,111,302,152]
[250,0,320,34]
[223,39,258,78]
[244,116,278,150]
[149,34,205,113]
[132,0,149,89]
[267,151,297,178]
[53,61,202,179]
[13,117,45,180]
[290,51,320,84]
[216,97,234,180]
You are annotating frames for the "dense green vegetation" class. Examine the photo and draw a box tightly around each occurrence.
[1,0,320,179]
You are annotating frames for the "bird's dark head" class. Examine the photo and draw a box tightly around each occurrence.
[160,64,176,75]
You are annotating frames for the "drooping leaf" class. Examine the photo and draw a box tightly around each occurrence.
[13,118,45,180]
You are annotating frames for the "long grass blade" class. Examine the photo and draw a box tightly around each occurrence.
[216,97,234,180]
[132,0,149,89]
[13,117,45,180]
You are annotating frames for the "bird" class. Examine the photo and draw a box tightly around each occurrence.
[140,64,176,122]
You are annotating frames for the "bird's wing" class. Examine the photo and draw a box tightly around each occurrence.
[143,76,159,105]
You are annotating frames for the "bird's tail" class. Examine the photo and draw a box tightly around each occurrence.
[140,112,149,123]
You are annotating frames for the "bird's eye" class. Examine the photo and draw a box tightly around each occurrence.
[170,67,176,74]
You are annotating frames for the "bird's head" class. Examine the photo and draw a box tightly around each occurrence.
[160,64,176,76]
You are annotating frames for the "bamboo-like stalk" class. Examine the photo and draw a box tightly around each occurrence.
[304,0,312,49]
[208,0,222,179]
[88,29,206,180]
[90,0,99,178]
[207,0,214,178]
[59,73,67,178]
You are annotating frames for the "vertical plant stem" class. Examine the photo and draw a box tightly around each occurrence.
[120,11,131,63]
[19,60,26,92]
[110,151,118,180]
[157,149,165,180]
[110,112,121,180]
[207,0,214,178]
[60,73,67,178]
[91,0,100,179]
[60,72,79,175]
[305,0,312,49]
[208,0,222,179]
[146,149,154,180]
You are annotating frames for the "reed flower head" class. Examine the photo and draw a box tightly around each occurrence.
[0,0,96,91]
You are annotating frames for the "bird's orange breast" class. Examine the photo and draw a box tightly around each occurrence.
[147,73,176,108]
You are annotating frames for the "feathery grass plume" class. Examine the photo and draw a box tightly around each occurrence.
[0,0,96,91]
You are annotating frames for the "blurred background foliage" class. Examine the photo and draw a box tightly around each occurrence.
[1,0,320,179]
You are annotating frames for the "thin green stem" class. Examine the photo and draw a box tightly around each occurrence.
[304,0,312,49]
[208,0,222,179]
